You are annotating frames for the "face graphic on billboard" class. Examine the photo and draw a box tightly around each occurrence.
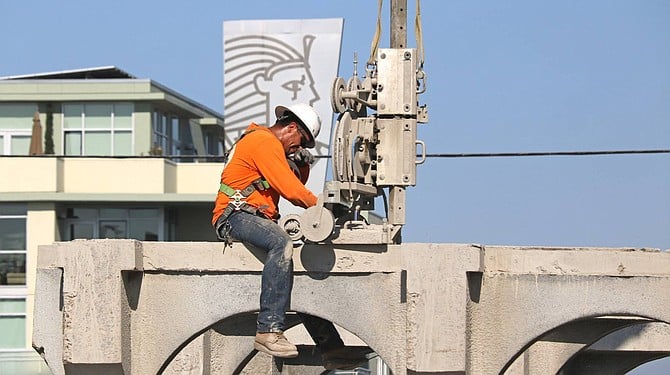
[224,34,320,149]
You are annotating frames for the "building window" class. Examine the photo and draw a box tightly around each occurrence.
[0,204,27,351]
[59,207,162,241]
[0,298,26,349]
[0,104,37,156]
[205,131,222,156]
[62,103,133,156]
[0,204,26,286]
[152,111,182,156]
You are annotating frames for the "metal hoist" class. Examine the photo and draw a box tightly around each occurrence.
[280,0,428,244]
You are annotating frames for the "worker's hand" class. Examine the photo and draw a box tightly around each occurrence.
[292,149,314,167]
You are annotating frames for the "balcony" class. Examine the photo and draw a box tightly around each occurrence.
[0,156,222,203]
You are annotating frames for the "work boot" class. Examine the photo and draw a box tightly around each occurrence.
[254,332,299,358]
[321,346,371,370]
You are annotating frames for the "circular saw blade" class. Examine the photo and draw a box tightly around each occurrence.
[300,206,335,243]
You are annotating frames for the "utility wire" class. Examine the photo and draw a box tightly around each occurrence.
[420,149,670,158]
[313,149,670,159]
[6,149,667,159]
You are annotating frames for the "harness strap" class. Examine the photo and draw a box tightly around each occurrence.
[218,178,271,219]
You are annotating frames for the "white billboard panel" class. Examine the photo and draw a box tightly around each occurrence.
[223,18,343,217]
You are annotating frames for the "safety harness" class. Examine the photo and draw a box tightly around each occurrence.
[218,178,270,220]
[215,129,272,246]
[215,177,271,247]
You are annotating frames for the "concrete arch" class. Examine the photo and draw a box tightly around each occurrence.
[504,316,659,374]
[466,273,670,374]
[289,273,406,374]
[626,355,670,375]
[132,270,405,374]
[160,309,388,374]
[131,273,263,374]
[158,311,260,374]
[559,320,670,374]
[32,241,670,375]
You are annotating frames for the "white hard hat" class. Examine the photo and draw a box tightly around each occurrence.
[275,103,321,148]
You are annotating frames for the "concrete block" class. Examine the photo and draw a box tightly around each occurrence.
[292,272,406,375]
[400,243,481,373]
[30,240,670,375]
[32,267,64,375]
[483,246,669,276]
[57,240,140,368]
[467,273,670,374]
[163,334,207,375]
[139,241,401,273]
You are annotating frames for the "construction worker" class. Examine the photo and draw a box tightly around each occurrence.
[212,103,368,369]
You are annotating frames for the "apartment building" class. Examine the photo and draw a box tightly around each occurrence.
[0,66,225,373]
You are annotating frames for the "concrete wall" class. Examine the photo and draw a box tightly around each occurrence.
[0,158,59,192]
[32,240,670,374]
[25,203,58,355]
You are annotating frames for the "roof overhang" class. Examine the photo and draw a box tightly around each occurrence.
[0,66,224,122]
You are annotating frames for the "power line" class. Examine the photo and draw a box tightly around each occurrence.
[421,149,670,158]
[5,149,667,160]
[314,149,670,159]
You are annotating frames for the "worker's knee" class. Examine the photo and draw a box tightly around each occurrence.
[282,240,294,262]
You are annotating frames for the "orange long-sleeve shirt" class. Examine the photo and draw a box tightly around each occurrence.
[211,123,317,225]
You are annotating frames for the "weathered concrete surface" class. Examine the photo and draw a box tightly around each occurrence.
[32,267,64,375]
[505,317,661,375]
[400,243,481,372]
[468,247,670,374]
[33,240,670,374]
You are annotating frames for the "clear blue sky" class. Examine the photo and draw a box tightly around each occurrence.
[1,1,668,373]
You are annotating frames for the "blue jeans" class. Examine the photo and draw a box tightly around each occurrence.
[217,211,344,350]
[225,210,294,333]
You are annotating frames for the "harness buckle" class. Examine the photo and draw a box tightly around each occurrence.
[229,190,247,210]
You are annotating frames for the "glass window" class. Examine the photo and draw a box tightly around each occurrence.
[0,299,24,313]
[0,205,26,287]
[129,220,158,241]
[9,135,30,155]
[0,219,26,251]
[99,221,127,239]
[66,208,97,220]
[129,209,160,241]
[85,104,112,129]
[84,132,111,156]
[114,104,132,129]
[1,132,32,156]
[68,223,94,240]
[171,118,180,155]
[0,203,26,349]
[100,208,126,219]
[60,207,162,241]
[0,104,37,130]
[205,131,222,156]
[152,110,185,158]
[63,104,83,129]
[0,204,25,216]
[64,132,82,155]
[0,254,25,285]
[0,299,26,349]
[114,132,132,156]
[62,103,133,156]
[129,208,159,219]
